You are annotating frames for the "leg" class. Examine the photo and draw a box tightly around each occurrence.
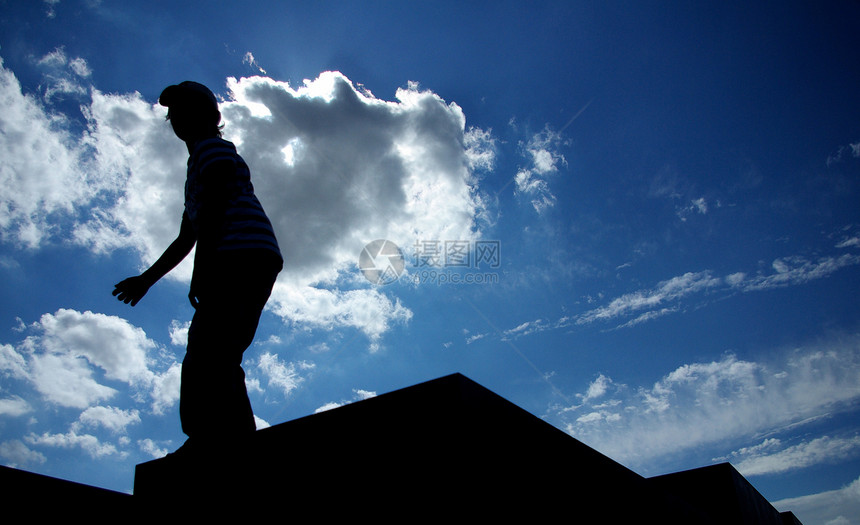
[181,309,257,440]
[179,255,280,444]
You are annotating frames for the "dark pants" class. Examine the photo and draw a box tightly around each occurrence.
[180,250,281,443]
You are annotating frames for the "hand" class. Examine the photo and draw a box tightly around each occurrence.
[112,276,152,307]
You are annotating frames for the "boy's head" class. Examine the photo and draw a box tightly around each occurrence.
[159,81,222,141]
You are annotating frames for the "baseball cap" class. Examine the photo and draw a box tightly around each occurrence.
[159,81,219,113]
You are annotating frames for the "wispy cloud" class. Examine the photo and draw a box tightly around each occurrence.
[242,52,267,74]
[466,332,487,344]
[253,352,314,397]
[676,196,711,221]
[42,0,61,19]
[826,140,860,166]
[34,47,91,101]
[725,435,860,477]
[738,254,860,292]
[837,236,860,249]
[549,332,860,473]
[496,243,860,340]
[502,319,550,340]
[774,476,860,525]
[576,271,720,325]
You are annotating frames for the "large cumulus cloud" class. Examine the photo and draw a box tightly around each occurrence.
[0,55,495,344]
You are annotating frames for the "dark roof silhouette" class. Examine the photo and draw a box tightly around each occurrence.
[2,373,802,522]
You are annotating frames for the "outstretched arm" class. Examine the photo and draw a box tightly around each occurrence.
[112,213,197,306]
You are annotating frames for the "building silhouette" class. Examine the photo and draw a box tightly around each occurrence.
[1,373,803,522]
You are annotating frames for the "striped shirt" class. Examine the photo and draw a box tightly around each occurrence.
[185,138,282,261]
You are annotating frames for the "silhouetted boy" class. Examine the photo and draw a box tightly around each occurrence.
[113,81,282,454]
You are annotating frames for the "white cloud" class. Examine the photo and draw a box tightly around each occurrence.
[554,332,860,471]
[677,197,709,221]
[168,320,190,347]
[268,285,413,346]
[27,351,119,408]
[774,476,860,525]
[0,58,494,347]
[138,438,168,459]
[254,415,271,430]
[0,395,31,416]
[31,309,155,384]
[25,429,122,459]
[255,351,313,397]
[315,388,377,413]
[0,343,28,379]
[0,57,104,248]
[353,389,376,401]
[583,374,612,401]
[314,401,341,413]
[0,439,46,467]
[148,362,181,416]
[464,127,496,172]
[514,125,568,213]
[220,74,487,282]
[3,309,178,412]
[73,88,188,263]
[577,411,603,423]
[242,52,267,74]
[74,406,142,434]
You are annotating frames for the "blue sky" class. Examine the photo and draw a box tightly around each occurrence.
[1,1,859,521]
